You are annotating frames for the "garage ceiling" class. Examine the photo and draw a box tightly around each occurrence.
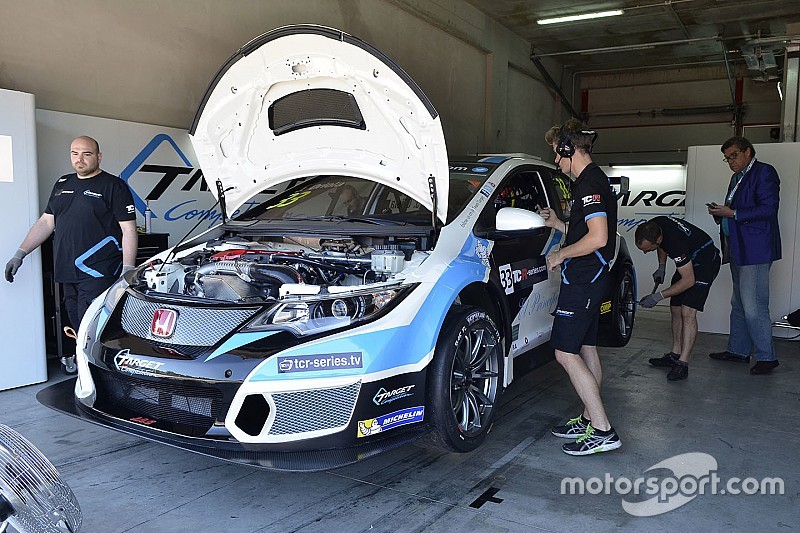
[466,0,800,76]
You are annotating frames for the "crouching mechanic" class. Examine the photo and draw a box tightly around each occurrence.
[537,119,621,456]
[635,216,721,381]
[4,136,137,373]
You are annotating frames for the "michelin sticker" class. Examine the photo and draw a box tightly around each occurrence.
[357,406,425,437]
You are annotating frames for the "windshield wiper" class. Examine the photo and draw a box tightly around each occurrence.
[282,215,406,226]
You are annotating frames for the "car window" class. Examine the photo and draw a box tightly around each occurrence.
[549,171,572,221]
[494,171,549,212]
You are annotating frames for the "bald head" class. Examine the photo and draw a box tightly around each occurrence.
[70,136,102,178]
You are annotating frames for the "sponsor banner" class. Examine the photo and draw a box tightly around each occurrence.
[357,406,425,437]
[277,352,363,373]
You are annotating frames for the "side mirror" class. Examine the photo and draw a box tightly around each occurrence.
[496,207,547,231]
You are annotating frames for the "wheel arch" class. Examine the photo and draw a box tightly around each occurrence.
[455,280,510,353]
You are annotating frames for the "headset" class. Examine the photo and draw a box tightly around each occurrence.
[556,128,598,158]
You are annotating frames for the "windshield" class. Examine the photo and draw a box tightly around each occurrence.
[238,167,497,225]
[446,163,497,222]
[239,176,430,224]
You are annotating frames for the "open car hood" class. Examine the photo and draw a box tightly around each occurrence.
[190,25,449,222]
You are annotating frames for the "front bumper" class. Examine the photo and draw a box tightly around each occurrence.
[36,378,430,472]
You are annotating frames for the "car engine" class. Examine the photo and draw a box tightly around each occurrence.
[137,236,423,303]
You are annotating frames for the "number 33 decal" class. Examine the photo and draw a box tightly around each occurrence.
[499,264,514,295]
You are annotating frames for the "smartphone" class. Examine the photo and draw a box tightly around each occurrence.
[706,202,718,208]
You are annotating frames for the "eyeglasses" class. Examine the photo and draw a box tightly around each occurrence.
[722,151,741,162]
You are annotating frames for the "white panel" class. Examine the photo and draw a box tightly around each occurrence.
[0,136,13,182]
[686,143,800,336]
[602,165,686,301]
[0,89,47,390]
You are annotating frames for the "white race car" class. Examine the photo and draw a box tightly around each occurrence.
[40,25,636,471]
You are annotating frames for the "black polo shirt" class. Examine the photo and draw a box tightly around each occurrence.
[652,216,716,267]
[45,171,136,282]
[561,163,617,284]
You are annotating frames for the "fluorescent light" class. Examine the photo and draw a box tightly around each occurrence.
[537,10,624,25]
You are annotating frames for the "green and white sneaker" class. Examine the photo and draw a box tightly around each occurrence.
[562,424,622,456]
[551,415,589,439]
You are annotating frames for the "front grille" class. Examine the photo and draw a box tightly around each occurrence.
[269,381,360,435]
[120,295,259,347]
[91,365,224,437]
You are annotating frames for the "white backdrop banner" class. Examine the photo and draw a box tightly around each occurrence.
[602,165,687,300]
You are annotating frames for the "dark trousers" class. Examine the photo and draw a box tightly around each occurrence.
[61,277,116,329]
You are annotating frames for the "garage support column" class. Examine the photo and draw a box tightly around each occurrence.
[780,45,799,142]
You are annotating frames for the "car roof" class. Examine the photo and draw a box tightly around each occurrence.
[449,155,557,170]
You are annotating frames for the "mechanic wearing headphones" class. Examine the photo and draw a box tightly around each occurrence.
[537,118,621,456]
[634,216,721,381]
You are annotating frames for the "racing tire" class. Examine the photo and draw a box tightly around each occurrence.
[607,262,636,347]
[426,306,504,453]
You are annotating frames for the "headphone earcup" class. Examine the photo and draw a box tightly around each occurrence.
[556,134,575,158]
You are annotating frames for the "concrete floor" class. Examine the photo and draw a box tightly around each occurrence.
[1,306,797,533]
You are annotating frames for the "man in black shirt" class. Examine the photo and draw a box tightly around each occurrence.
[635,216,721,381]
[538,119,621,456]
[5,136,137,373]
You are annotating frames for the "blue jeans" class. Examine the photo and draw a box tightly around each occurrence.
[727,263,776,361]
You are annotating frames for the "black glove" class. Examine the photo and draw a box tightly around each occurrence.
[639,292,664,309]
[5,248,26,282]
[652,263,666,285]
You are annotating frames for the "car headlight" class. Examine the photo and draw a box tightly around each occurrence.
[243,284,416,336]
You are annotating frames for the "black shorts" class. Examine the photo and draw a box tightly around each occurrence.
[550,278,609,354]
[669,253,721,312]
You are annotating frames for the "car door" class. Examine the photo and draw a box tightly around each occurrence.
[480,167,564,356]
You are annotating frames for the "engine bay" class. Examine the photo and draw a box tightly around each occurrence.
[135,234,427,303]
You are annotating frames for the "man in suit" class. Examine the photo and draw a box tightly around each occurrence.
[707,136,781,374]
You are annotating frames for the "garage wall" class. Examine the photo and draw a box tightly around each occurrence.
[0,0,560,157]
[579,66,783,165]
[505,65,559,156]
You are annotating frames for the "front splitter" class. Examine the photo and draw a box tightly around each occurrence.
[36,379,430,472]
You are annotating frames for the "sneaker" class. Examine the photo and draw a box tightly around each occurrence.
[667,362,688,381]
[61,356,77,375]
[562,424,622,456]
[551,415,589,439]
[649,352,679,367]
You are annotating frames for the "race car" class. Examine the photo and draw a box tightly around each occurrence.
[39,24,636,471]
